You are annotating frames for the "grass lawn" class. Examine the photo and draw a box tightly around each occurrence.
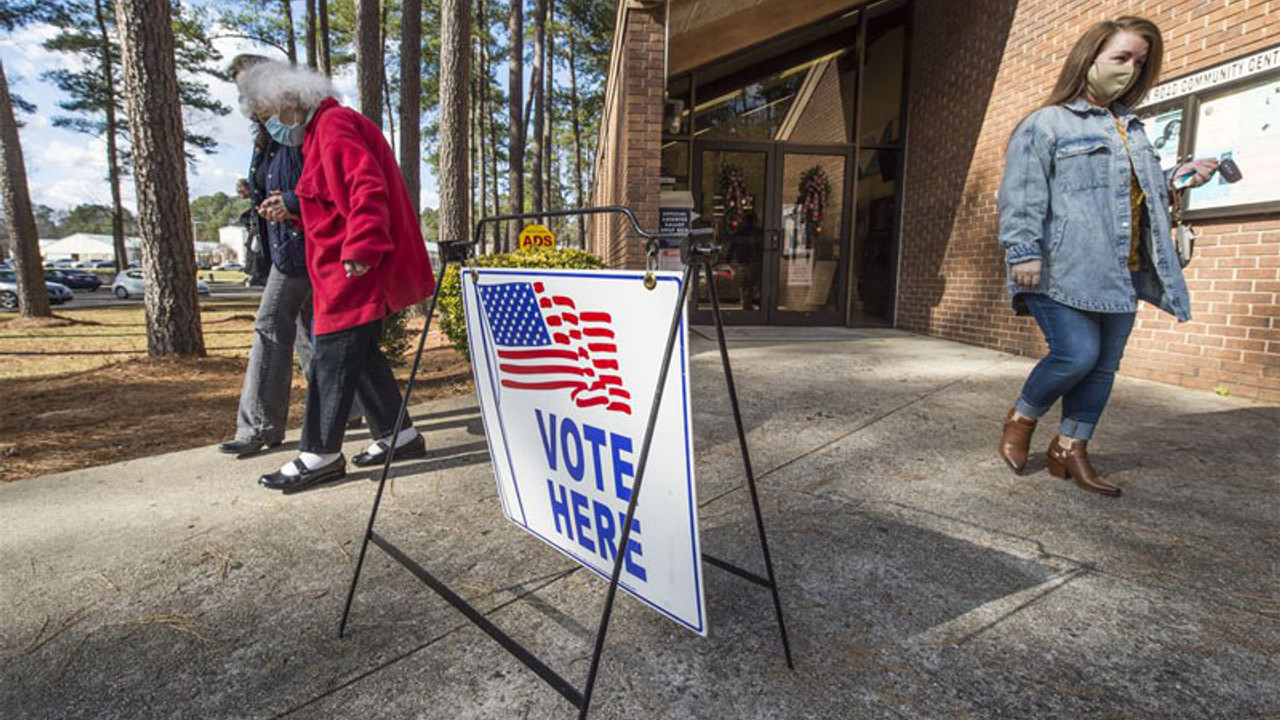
[0,300,472,482]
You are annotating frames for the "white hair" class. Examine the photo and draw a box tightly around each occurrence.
[236,60,336,119]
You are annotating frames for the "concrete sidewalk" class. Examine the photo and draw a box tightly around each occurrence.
[3,327,1277,720]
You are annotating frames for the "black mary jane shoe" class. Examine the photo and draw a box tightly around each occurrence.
[218,435,281,457]
[351,434,428,468]
[259,455,347,493]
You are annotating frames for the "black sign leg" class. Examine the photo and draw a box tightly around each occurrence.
[576,262,698,720]
[337,257,449,639]
[702,260,795,670]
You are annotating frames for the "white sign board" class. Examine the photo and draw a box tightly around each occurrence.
[462,268,707,635]
[1141,44,1280,107]
[1187,77,1280,212]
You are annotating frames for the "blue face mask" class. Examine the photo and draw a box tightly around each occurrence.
[265,114,307,147]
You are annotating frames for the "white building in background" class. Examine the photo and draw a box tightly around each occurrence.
[219,225,248,265]
[39,233,141,263]
[37,232,242,266]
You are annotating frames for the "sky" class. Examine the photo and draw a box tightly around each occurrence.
[0,19,443,216]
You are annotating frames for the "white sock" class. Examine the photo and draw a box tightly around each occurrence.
[363,427,420,457]
[279,452,341,477]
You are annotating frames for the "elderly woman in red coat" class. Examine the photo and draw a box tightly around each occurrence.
[239,62,435,492]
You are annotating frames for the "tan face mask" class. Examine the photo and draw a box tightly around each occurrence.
[1086,61,1137,103]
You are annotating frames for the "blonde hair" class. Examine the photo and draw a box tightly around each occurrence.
[235,60,336,120]
[1044,17,1164,110]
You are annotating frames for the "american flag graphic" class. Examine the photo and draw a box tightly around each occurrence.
[479,281,633,415]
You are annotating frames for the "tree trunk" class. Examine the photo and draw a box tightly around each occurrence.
[484,12,500,252]
[0,61,50,318]
[305,0,318,69]
[355,0,382,125]
[543,0,554,222]
[93,0,128,270]
[319,0,331,76]
[399,0,421,215]
[438,0,470,250]
[380,2,395,155]
[113,0,205,356]
[473,6,485,249]
[568,28,584,247]
[469,33,478,242]
[506,0,523,253]
[528,0,545,216]
[281,0,298,65]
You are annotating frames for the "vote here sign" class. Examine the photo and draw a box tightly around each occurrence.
[462,268,706,635]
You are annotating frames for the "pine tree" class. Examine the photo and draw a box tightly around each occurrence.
[113,0,205,356]
[438,0,469,248]
[506,0,523,251]
[44,0,228,269]
[0,60,49,317]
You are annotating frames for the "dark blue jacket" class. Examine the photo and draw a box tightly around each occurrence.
[248,138,307,276]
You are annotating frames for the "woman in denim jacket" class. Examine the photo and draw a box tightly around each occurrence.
[996,17,1219,497]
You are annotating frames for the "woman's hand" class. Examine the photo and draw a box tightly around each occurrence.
[257,191,298,222]
[1012,259,1042,288]
[1172,158,1219,188]
[343,260,369,278]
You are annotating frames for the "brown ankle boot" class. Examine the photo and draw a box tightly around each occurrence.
[999,409,1037,474]
[1046,437,1121,497]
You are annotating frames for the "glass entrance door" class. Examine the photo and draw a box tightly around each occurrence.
[773,151,849,324]
[694,146,772,325]
[693,144,850,325]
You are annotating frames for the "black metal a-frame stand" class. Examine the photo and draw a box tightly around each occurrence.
[338,206,793,719]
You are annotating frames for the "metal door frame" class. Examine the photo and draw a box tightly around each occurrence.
[691,140,854,325]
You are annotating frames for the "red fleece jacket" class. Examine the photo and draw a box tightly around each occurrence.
[295,98,434,335]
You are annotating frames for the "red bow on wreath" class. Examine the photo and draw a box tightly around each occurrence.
[720,165,752,231]
[798,166,828,237]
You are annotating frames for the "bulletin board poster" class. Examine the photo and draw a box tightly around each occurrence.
[1186,78,1280,213]
[1147,107,1184,171]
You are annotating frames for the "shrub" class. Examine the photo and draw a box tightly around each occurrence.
[379,309,413,366]
[436,247,607,359]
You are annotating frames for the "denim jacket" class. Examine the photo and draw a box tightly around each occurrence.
[997,96,1191,321]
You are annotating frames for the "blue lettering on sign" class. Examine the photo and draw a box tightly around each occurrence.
[570,489,595,553]
[547,479,573,540]
[543,479,647,581]
[625,518,646,581]
[583,424,608,492]
[536,410,558,471]
[538,408,646,582]
[561,417,585,482]
[593,501,617,560]
[611,433,635,502]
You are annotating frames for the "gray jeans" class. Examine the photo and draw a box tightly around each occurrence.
[234,267,315,443]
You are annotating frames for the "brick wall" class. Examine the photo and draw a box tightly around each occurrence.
[588,1,665,270]
[899,0,1280,402]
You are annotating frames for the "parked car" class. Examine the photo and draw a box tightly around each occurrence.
[0,269,73,309]
[111,269,210,299]
[92,260,118,269]
[214,261,243,271]
[45,269,103,291]
[195,261,212,270]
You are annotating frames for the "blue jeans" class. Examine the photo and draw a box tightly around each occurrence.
[1014,294,1135,440]
[235,267,314,443]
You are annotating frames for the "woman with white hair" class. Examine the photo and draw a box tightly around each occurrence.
[237,61,435,493]
[218,54,318,458]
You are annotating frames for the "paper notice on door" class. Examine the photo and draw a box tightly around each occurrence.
[786,249,813,287]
